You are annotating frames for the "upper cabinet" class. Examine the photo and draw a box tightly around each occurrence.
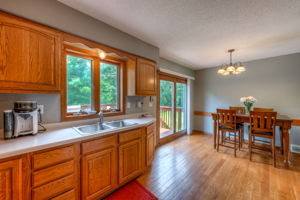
[136,58,157,96]
[0,12,61,93]
[127,57,157,96]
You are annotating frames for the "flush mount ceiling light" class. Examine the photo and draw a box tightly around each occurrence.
[98,50,107,59]
[217,49,246,75]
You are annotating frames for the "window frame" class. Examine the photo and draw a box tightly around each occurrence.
[99,60,121,113]
[61,44,126,121]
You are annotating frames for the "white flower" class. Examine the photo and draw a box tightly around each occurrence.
[240,96,257,103]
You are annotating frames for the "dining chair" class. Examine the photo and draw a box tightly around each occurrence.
[229,106,245,147]
[253,108,283,154]
[216,109,241,157]
[253,108,274,112]
[249,111,277,167]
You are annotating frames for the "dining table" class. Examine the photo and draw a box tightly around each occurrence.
[211,113,293,167]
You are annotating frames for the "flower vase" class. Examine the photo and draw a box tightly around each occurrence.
[244,104,253,115]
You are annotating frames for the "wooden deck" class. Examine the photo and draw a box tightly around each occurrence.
[138,134,300,200]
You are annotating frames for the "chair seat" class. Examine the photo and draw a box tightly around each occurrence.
[219,125,241,131]
[252,131,273,136]
[237,122,244,127]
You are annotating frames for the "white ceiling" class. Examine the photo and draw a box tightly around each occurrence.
[58,0,300,69]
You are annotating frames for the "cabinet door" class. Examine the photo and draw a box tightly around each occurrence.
[146,132,155,166]
[136,58,157,96]
[0,12,61,93]
[119,139,142,184]
[82,147,117,200]
[0,159,22,200]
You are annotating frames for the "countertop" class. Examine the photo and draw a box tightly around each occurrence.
[0,116,156,159]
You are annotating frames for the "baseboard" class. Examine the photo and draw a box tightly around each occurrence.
[291,144,300,154]
[192,130,212,135]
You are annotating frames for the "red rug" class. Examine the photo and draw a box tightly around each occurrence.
[104,180,158,200]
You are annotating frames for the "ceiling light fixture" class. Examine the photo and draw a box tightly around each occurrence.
[99,50,106,59]
[217,49,246,75]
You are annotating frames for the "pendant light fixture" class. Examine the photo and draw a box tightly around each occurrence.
[217,49,246,75]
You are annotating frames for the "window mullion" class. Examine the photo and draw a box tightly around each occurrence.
[93,58,100,113]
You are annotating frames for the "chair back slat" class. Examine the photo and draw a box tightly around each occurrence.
[229,106,245,114]
[253,108,274,112]
[217,109,237,129]
[249,111,277,133]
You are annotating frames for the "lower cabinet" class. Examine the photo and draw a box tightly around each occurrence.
[119,139,142,185]
[82,147,117,200]
[146,132,155,166]
[0,158,23,200]
[0,126,155,200]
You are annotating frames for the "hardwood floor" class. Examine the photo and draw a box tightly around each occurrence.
[138,134,300,200]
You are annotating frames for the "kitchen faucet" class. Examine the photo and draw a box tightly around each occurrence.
[98,111,104,124]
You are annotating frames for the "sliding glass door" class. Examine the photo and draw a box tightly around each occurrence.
[159,72,187,143]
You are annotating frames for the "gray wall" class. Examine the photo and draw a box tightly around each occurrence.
[158,58,195,77]
[0,0,159,61]
[193,53,300,145]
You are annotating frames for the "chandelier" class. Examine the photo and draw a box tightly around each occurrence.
[217,49,246,75]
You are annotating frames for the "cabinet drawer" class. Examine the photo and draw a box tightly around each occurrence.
[32,145,75,170]
[119,129,142,143]
[32,160,75,187]
[51,189,76,200]
[82,135,117,155]
[32,174,75,200]
[146,123,155,134]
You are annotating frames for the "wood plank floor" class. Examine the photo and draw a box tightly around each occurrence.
[138,134,300,200]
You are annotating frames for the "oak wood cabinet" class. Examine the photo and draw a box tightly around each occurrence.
[146,123,155,166]
[31,145,79,200]
[0,11,61,93]
[119,139,143,184]
[136,58,157,96]
[0,125,155,200]
[0,158,23,200]
[81,136,117,200]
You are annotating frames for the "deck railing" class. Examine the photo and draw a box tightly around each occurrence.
[160,106,182,130]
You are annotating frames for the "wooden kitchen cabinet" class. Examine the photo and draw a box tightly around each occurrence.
[81,136,117,200]
[146,132,155,166]
[136,58,157,96]
[0,11,61,93]
[0,158,23,200]
[119,129,143,184]
[146,123,155,166]
[31,145,79,200]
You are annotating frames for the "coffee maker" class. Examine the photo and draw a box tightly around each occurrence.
[13,101,38,137]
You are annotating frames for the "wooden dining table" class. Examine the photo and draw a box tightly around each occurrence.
[211,113,293,167]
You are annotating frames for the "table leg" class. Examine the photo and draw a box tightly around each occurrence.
[282,127,290,168]
[213,119,217,149]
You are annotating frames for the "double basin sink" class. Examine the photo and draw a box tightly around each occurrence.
[74,120,138,135]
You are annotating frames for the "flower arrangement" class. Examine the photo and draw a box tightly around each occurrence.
[240,96,257,114]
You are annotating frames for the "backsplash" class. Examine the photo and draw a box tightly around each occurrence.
[0,93,156,128]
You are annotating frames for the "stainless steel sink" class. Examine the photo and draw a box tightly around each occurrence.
[74,120,138,135]
[104,120,138,128]
[74,124,113,135]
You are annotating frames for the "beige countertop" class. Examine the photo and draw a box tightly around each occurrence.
[0,115,156,159]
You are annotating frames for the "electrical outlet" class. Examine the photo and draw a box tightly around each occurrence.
[37,105,44,114]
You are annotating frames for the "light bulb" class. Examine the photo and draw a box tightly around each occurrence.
[236,65,246,72]
[232,70,240,75]
[226,65,235,72]
[99,51,106,59]
[218,68,226,74]
[223,71,230,75]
